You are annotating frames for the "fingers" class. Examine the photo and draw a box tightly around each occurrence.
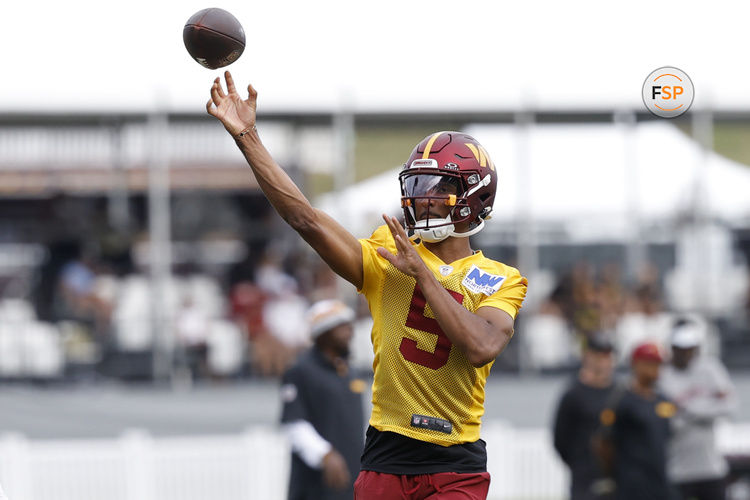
[214,77,226,98]
[210,79,223,106]
[247,83,258,100]
[382,215,401,251]
[384,214,405,235]
[382,215,400,248]
[376,246,396,264]
[382,214,409,246]
[225,71,237,95]
[382,213,399,235]
[205,98,216,116]
[394,234,412,258]
[392,216,409,240]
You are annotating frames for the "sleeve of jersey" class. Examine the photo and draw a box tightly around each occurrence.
[477,268,528,319]
[357,225,395,298]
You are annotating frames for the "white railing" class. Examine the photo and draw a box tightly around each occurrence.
[0,421,748,500]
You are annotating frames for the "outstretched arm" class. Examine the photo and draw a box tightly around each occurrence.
[377,215,515,367]
[206,72,363,288]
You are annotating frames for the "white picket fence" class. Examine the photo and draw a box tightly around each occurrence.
[0,421,748,500]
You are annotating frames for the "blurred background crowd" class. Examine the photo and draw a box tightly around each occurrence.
[2,191,748,383]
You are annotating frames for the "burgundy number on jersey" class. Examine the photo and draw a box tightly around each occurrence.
[400,284,464,369]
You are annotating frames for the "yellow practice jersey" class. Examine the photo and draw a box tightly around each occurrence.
[359,225,527,446]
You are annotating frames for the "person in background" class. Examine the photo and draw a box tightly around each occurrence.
[553,336,617,500]
[595,341,678,500]
[174,296,210,380]
[58,248,112,339]
[280,299,365,500]
[659,319,737,500]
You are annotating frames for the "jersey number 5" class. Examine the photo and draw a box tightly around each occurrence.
[400,285,464,369]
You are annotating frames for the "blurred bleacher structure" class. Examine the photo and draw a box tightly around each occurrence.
[0,110,749,383]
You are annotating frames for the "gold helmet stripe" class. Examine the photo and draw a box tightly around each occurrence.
[464,143,484,167]
[421,132,444,159]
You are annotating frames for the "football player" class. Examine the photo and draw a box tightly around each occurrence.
[207,72,527,499]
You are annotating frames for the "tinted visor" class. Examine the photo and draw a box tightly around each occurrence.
[402,173,461,198]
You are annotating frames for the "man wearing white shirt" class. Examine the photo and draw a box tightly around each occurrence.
[659,319,737,500]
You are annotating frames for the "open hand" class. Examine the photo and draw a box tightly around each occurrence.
[377,214,428,279]
[205,71,257,136]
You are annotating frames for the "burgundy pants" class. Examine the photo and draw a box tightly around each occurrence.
[354,470,491,500]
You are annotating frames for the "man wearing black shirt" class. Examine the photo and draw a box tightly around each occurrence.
[280,300,366,500]
[596,342,678,500]
[553,336,616,500]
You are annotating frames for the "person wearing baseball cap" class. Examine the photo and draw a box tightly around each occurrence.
[659,319,737,500]
[594,341,678,500]
[279,299,365,500]
[553,334,617,499]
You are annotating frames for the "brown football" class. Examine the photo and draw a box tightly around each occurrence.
[183,8,245,70]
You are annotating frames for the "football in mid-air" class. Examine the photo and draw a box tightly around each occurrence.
[183,8,245,69]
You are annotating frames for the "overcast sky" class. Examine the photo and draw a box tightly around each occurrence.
[3,0,749,113]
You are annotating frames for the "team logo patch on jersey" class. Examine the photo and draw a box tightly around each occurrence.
[439,265,453,276]
[462,265,506,296]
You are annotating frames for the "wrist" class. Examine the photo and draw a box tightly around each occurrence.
[233,124,257,139]
[233,126,262,149]
[322,447,336,463]
[414,265,435,285]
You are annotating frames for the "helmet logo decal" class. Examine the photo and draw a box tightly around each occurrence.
[409,159,438,169]
[421,132,444,159]
[464,143,495,171]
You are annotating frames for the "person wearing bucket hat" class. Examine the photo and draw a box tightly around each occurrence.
[659,318,737,500]
[594,341,679,500]
[279,299,365,500]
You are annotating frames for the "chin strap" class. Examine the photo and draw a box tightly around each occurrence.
[449,219,485,239]
[410,218,486,243]
[411,217,454,243]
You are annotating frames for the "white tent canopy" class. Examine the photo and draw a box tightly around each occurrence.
[317,122,750,240]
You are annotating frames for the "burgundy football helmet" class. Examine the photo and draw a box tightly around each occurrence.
[399,131,497,242]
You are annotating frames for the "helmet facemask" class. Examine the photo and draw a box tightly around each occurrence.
[400,165,483,243]
[398,132,498,243]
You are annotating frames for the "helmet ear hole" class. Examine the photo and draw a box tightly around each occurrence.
[479,193,491,203]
